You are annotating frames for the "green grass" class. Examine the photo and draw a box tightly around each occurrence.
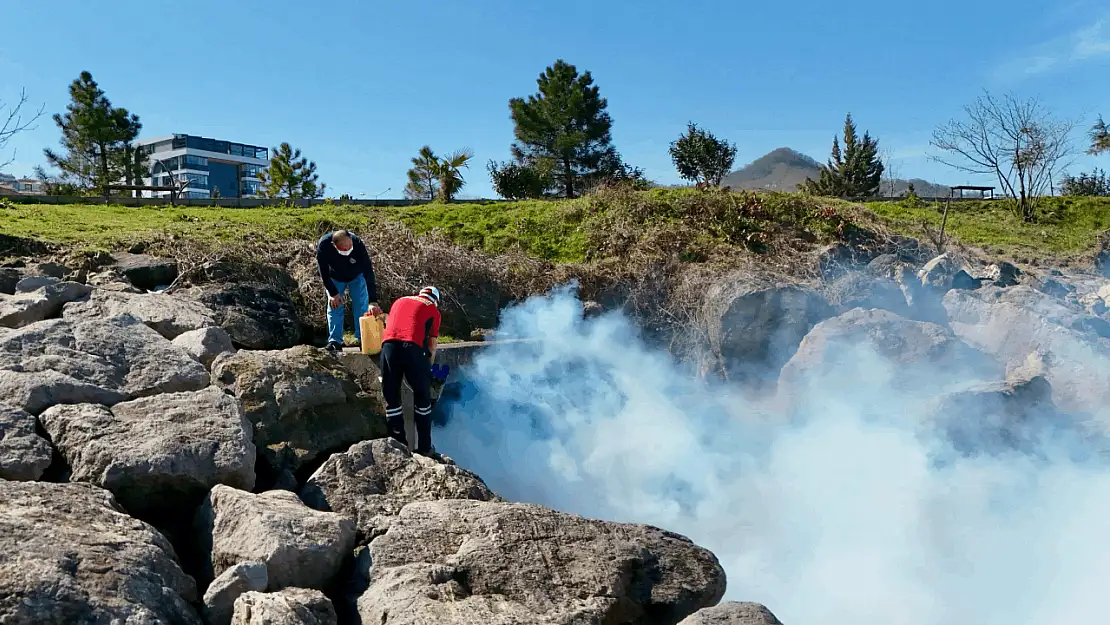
[4,192,1110,266]
[0,198,590,262]
[865,196,1110,261]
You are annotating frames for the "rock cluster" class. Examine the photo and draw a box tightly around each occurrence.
[0,256,732,625]
[3,241,1109,624]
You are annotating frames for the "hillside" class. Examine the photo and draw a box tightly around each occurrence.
[722,148,821,191]
[722,147,951,197]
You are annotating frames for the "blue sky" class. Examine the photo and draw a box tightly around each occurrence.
[1,0,1109,198]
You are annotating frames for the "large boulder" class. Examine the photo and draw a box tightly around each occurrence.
[701,273,833,383]
[183,283,303,349]
[823,272,911,317]
[231,588,337,625]
[0,315,210,414]
[943,286,1110,413]
[678,602,785,625]
[112,252,179,291]
[195,485,357,592]
[300,438,499,543]
[0,315,210,415]
[926,373,1073,458]
[0,267,22,294]
[0,280,91,328]
[355,500,726,625]
[777,308,1000,408]
[211,345,386,477]
[0,480,201,624]
[204,562,269,625]
[63,289,217,339]
[39,386,256,519]
[0,404,53,480]
[173,326,236,368]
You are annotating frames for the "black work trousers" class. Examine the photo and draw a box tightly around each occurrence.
[379,339,433,453]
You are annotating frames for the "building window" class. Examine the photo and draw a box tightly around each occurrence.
[184,155,208,168]
[242,180,261,196]
[240,164,263,178]
[185,191,209,199]
[176,173,208,188]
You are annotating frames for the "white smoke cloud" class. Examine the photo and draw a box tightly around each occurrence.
[435,283,1110,624]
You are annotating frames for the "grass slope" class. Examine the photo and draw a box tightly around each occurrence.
[3,192,1109,265]
[866,196,1110,262]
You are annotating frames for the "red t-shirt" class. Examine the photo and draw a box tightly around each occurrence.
[382,295,441,348]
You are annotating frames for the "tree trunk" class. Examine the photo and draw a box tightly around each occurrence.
[563,157,574,199]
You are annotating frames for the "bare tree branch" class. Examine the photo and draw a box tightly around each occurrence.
[0,89,45,171]
[930,91,1077,221]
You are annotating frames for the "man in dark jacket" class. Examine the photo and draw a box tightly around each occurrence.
[316,229,381,352]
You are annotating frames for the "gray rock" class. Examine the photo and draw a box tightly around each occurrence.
[0,404,53,480]
[204,562,269,625]
[195,485,357,592]
[1080,292,1109,318]
[173,326,236,367]
[356,500,726,625]
[112,252,179,291]
[919,253,961,291]
[63,289,217,339]
[15,275,60,293]
[943,286,1110,413]
[300,438,499,543]
[0,369,128,416]
[1039,276,1076,300]
[927,373,1072,457]
[23,261,70,280]
[68,314,211,400]
[778,308,1000,404]
[0,480,201,624]
[823,272,910,317]
[981,261,1021,287]
[0,280,91,328]
[39,386,256,518]
[701,272,833,383]
[0,267,22,294]
[211,345,386,476]
[678,602,785,625]
[86,266,143,293]
[951,269,982,290]
[183,283,303,349]
[231,588,337,625]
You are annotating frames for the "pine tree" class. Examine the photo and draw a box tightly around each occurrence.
[42,71,141,195]
[1091,116,1110,155]
[257,142,325,199]
[404,146,440,200]
[508,60,616,198]
[804,113,884,198]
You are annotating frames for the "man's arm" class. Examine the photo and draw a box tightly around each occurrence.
[316,241,338,297]
[354,238,381,313]
[427,310,441,364]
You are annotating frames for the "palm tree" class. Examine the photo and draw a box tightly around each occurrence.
[436,148,473,201]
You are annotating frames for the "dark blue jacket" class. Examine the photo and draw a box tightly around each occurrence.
[316,232,378,300]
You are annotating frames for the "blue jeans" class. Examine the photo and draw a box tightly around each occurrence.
[326,274,369,345]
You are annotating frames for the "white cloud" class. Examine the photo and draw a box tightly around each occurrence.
[1073,19,1110,60]
[995,14,1110,81]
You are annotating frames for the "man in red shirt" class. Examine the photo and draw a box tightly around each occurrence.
[380,286,442,456]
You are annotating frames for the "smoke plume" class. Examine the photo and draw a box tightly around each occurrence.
[435,283,1110,624]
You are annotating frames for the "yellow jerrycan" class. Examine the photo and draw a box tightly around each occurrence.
[360,312,386,355]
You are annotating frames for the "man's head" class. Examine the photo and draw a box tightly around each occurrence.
[418,286,440,306]
[332,230,353,256]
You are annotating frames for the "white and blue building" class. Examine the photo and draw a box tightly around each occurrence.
[136,133,269,199]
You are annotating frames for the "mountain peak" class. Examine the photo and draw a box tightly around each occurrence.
[722,148,822,191]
